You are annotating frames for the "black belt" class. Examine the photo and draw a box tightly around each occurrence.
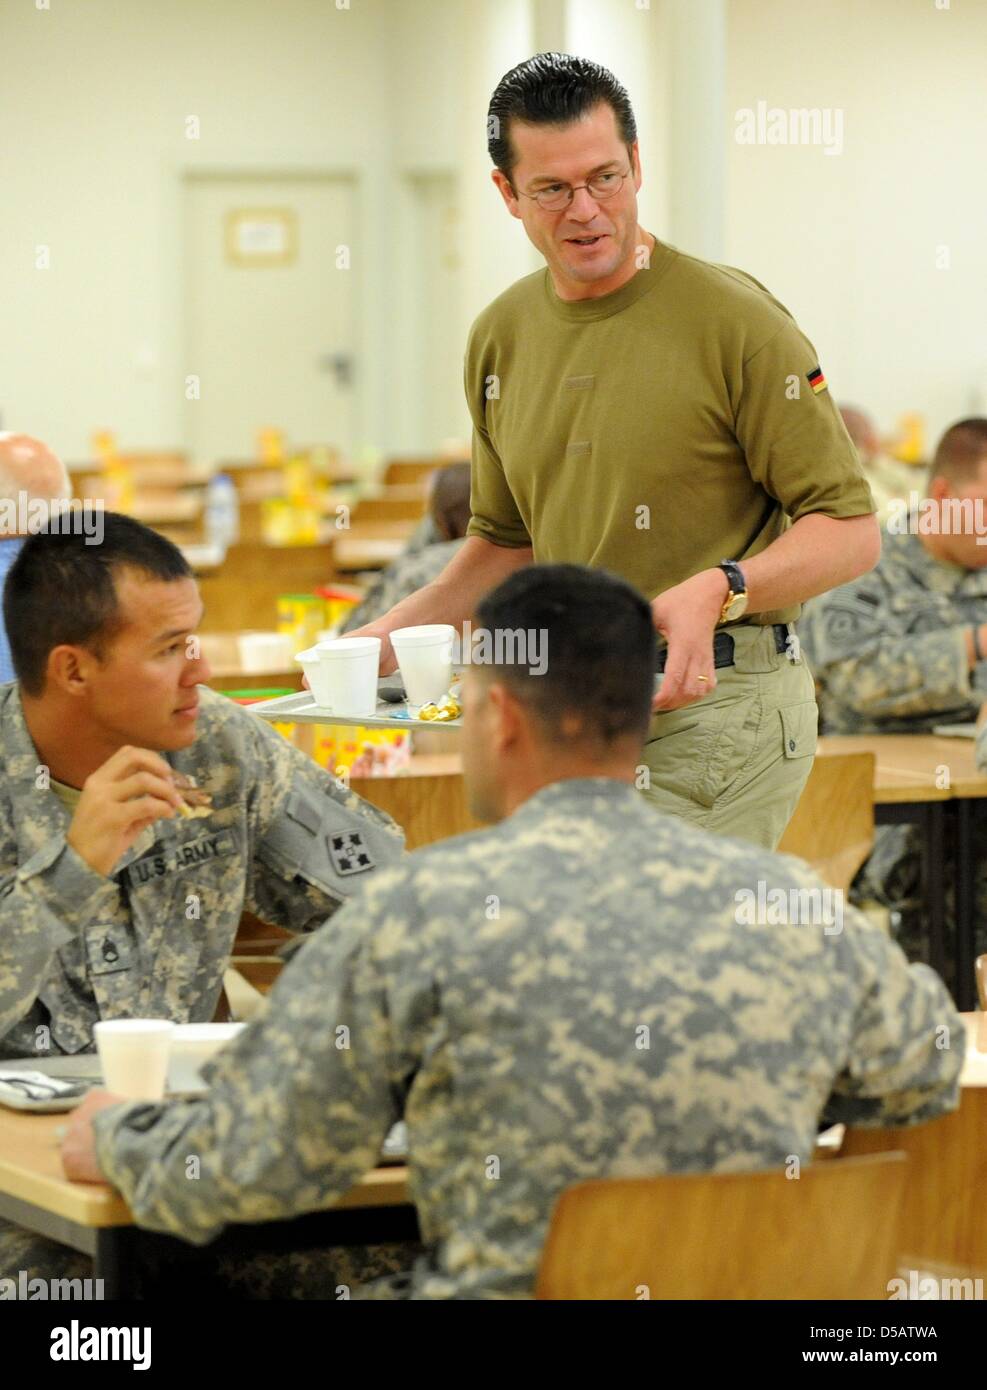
[655,623,791,674]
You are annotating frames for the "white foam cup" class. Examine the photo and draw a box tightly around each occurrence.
[166,1023,246,1093]
[94,1019,175,1100]
[390,625,455,706]
[295,636,381,716]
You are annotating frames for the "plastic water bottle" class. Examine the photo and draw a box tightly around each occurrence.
[205,473,240,550]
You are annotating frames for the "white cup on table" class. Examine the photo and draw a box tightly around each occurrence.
[94,1019,175,1100]
[295,636,381,717]
[390,625,455,710]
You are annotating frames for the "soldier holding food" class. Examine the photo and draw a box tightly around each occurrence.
[0,513,404,1062]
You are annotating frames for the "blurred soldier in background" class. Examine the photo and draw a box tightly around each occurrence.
[802,417,987,964]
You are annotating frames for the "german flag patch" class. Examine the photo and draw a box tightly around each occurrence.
[807,365,828,395]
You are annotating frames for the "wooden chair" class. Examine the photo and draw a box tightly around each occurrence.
[350,495,426,525]
[535,1152,907,1300]
[351,762,483,850]
[332,521,415,574]
[383,457,446,488]
[195,541,332,631]
[976,954,987,1010]
[840,1086,987,1277]
[228,910,295,997]
[777,750,875,892]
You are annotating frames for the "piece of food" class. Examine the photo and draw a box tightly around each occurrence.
[173,772,213,819]
[415,694,461,722]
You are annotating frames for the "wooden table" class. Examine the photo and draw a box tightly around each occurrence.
[352,752,482,850]
[332,536,407,572]
[194,541,332,632]
[0,1101,412,1297]
[838,1012,987,1276]
[4,1017,982,1297]
[820,735,987,1007]
[330,518,417,572]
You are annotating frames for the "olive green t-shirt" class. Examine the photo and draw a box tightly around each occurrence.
[463,239,875,625]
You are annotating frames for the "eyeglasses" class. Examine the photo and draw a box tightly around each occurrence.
[518,167,631,212]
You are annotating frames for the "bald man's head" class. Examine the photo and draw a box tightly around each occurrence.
[839,406,879,463]
[0,434,71,523]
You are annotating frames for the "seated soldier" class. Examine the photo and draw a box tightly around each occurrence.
[341,463,471,633]
[64,564,962,1299]
[0,513,405,1060]
[801,417,987,963]
[0,513,405,1282]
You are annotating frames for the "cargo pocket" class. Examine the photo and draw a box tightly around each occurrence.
[691,693,761,809]
[779,701,819,760]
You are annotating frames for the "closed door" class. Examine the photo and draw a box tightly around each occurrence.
[183,174,357,465]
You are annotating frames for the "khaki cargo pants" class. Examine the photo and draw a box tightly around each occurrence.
[640,624,818,850]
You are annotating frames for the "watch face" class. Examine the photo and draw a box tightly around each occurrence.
[727,592,749,620]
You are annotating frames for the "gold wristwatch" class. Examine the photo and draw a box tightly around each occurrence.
[717,560,748,624]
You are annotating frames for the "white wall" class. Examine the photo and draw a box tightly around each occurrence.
[566,0,671,240]
[724,0,987,448]
[2,0,984,464]
[0,0,396,462]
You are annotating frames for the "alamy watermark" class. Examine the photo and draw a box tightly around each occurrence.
[0,1270,104,1300]
[735,880,844,935]
[885,493,987,545]
[735,102,844,157]
[888,1270,983,1300]
[453,621,547,675]
[0,493,104,545]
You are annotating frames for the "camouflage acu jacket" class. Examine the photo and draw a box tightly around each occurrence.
[341,539,465,633]
[94,778,961,1298]
[801,530,987,733]
[0,684,403,1058]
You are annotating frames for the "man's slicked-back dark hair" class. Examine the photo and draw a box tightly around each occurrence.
[487,52,638,184]
[3,512,192,695]
[473,563,655,747]
[931,418,987,489]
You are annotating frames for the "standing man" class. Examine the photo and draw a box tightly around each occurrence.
[353,53,879,849]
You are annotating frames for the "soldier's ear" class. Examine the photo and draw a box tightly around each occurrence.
[486,680,523,750]
[928,475,950,503]
[46,644,95,697]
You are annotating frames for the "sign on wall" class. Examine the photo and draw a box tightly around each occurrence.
[225,208,298,266]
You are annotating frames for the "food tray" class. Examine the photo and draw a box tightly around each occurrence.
[248,684,462,730]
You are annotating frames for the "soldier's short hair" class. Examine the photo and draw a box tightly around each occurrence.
[930,417,987,489]
[3,512,192,694]
[473,563,655,747]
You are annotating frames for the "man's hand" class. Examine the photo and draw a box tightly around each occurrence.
[61,1090,126,1183]
[343,617,399,676]
[651,569,729,712]
[66,746,184,878]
